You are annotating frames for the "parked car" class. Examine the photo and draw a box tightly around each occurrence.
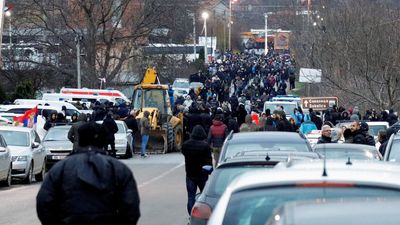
[383,131,400,162]
[172,78,190,98]
[266,198,400,225]
[190,151,320,225]
[208,160,400,225]
[314,143,382,160]
[96,120,133,158]
[0,134,12,186]
[304,130,321,148]
[42,125,73,170]
[218,132,312,166]
[0,126,46,184]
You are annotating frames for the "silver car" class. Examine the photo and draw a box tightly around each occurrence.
[0,127,46,184]
[42,125,73,170]
[0,134,12,186]
[208,160,400,225]
[96,121,133,158]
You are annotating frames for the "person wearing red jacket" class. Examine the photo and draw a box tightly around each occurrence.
[207,114,229,167]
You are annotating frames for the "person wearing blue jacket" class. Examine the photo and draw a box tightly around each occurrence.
[299,114,317,135]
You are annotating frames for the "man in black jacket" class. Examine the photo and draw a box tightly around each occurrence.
[124,110,139,155]
[182,125,213,215]
[102,112,119,157]
[317,125,335,144]
[36,122,140,225]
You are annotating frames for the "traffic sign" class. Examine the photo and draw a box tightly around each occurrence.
[301,97,338,111]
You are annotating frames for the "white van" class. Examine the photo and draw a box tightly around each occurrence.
[263,101,299,119]
[0,104,80,119]
[14,99,80,113]
[42,93,126,106]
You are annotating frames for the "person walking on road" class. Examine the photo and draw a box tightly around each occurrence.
[140,111,151,158]
[36,122,140,225]
[208,114,228,166]
[102,112,119,157]
[125,110,139,155]
[68,113,88,152]
[182,125,213,215]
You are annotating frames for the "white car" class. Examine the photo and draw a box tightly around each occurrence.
[172,78,190,98]
[208,160,400,225]
[96,120,133,158]
[0,127,46,184]
[263,101,298,119]
[305,130,321,148]
[0,134,12,186]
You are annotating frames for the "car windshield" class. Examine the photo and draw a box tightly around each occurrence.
[222,186,400,225]
[117,123,125,134]
[223,142,310,161]
[209,167,270,197]
[315,148,380,160]
[264,103,297,116]
[44,128,69,141]
[387,140,400,162]
[368,125,387,137]
[173,81,189,89]
[0,130,30,147]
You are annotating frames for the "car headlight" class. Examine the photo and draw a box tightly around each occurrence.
[11,156,28,162]
[115,139,126,145]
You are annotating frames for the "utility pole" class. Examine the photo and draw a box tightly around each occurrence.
[75,35,82,89]
[264,13,268,55]
[228,0,232,50]
[192,12,196,60]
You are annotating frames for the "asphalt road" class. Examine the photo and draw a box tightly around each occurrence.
[0,153,188,225]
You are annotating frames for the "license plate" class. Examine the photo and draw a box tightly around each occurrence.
[52,155,66,160]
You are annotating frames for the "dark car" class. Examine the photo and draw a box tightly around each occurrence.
[218,132,313,166]
[189,151,321,225]
[314,143,382,161]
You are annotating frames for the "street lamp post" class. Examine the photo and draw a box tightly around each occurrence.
[75,35,82,89]
[264,13,268,55]
[202,11,209,64]
[228,0,237,51]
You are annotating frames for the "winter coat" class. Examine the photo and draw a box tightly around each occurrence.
[125,115,139,134]
[237,105,247,127]
[239,115,257,132]
[299,114,318,135]
[182,125,213,178]
[68,113,88,151]
[352,130,367,145]
[317,135,335,144]
[102,116,118,141]
[36,148,140,225]
[208,120,228,148]
[276,118,293,132]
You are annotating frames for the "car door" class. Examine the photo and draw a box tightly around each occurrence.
[33,131,45,173]
[125,122,133,149]
[0,136,8,179]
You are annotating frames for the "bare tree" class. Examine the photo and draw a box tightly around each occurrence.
[293,0,400,111]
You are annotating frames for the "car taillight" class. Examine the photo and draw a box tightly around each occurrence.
[191,202,212,220]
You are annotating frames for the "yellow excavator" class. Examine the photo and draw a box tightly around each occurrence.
[132,68,183,154]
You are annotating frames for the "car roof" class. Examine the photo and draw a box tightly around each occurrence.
[228,132,307,144]
[314,143,377,151]
[264,101,297,105]
[219,152,321,167]
[0,126,33,132]
[96,120,125,125]
[49,125,72,129]
[226,160,400,193]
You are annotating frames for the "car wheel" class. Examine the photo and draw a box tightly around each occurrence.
[35,162,46,182]
[1,165,12,187]
[125,143,133,159]
[23,163,33,184]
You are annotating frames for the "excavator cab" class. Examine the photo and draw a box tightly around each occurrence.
[132,68,183,154]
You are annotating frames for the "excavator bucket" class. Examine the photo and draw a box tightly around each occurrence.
[142,68,158,84]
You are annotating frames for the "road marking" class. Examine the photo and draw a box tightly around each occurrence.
[138,162,184,188]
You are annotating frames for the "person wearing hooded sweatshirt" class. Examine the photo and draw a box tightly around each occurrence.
[299,114,318,135]
[208,114,228,166]
[44,111,58,131]
[102,112,119,157]
[36,122,140,225]
[239,115,257,132]
[182,125,212,215]
[68,113,88,152]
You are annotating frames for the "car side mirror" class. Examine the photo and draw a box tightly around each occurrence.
[127,129,133,133]
[32,142,40,149]
[202,165,213,175]
[0,147,6,152]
